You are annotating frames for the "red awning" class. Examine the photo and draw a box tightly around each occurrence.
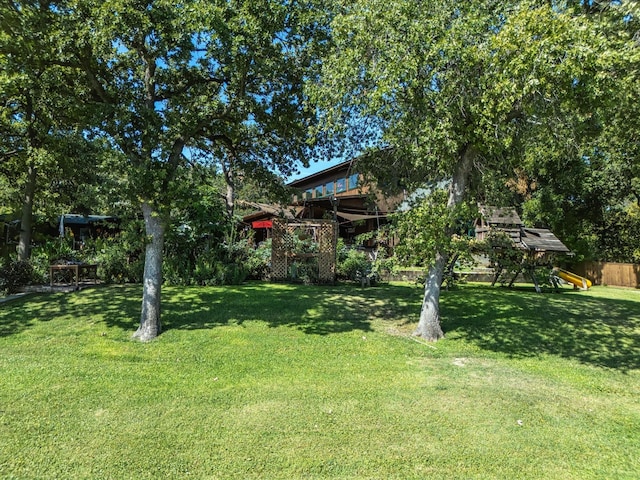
[252,220,273,229]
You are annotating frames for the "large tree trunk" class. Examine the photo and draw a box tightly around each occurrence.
[133,202,165,342]
[414,253,446,340]
[221,153,235,219]
[225,180,235,219]
[413,146,476,341]
[17,163,37,261]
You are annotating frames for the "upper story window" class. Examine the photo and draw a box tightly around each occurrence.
[314,185,323,198]
[348,173,359,190]
[325,181,334,196]
[304,189,313,200]
[336,178,347,193]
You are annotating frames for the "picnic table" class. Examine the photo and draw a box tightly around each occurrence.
[50,262,98,290]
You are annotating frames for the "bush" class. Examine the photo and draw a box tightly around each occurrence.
[214,262,248,285]
[92,235,144,284]
[164,242,253,286]
[337,249,374,283]
[29,229,144,286]
[290,258,319,285]
[180,257,248,286]
[0,259,34,294]
[245,239,272,280]
[336,238,349,264]
[30,239,82,284]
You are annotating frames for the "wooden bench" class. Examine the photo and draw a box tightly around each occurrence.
[50,263,98,290]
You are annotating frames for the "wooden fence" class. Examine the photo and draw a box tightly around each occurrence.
[574,261,640,288]
[383,262,640,289]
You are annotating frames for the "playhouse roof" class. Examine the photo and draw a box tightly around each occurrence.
[520,228,571,253]
[478,205,523,226]
[476,206,570,254]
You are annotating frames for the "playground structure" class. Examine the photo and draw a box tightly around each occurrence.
[556,269,592,290]
[477,206,592,292]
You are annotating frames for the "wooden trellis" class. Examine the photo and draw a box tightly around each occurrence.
[271,218,337,283]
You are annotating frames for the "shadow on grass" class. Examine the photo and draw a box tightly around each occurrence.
[0,282,420,338]
[0,286,141,338]
[161,282,419,335]
[441,284,640,371]
[5,283,636,371]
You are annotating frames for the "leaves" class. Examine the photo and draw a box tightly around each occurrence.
[392,190,476,268]
[314,0,639,264]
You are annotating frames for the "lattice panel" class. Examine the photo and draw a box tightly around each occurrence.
[317,221,337,282]
[271,219,289,281]
[270,219,337,283]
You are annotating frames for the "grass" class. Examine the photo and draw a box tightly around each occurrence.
[0,282,638,479]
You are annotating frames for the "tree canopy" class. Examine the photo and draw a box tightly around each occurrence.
[2,0,639,342]
[311,0,639,339]
[519,1,640,263]
[45,0,328,340]
[0,1,103,259]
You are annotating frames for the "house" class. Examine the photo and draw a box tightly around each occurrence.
[0,213,120,258]
[242,159,406,247]
[475,205,524,243]
[57,214,120,249]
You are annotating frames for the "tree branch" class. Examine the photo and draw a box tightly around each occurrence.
[74,45,113,104]
[0,149,21,160]
[161,135,187,193]
[506,100,524,122]
[207,133,238,159]
[156,74,229,101]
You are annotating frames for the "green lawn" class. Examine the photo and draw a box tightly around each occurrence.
[1,282,638,479]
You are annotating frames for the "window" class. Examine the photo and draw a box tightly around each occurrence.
[325,181,334,196]
[304,189,313,200]
[315,185,323,198]
[336,178,347,193]
[348,173,359,190]
[79,228,91,241]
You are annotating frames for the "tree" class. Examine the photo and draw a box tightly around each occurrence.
[54,0,326,340]
[0,1,98,260]
[312,0,620,340]
[517,1,640,263]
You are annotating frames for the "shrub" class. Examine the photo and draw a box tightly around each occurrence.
[214,262,248,285]
[92,235,144,284]
[290,258,319,285]
[30,238,78,283]
[0,259,34,294]
[337,249,373,282]
[245,239,272,280]
[336,238,349,264]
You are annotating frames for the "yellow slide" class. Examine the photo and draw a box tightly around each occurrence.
[557,269,592,290]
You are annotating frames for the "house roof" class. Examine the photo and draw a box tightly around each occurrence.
[477,206,570,253]
[60,214,118,225]
[287,159,357,187]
